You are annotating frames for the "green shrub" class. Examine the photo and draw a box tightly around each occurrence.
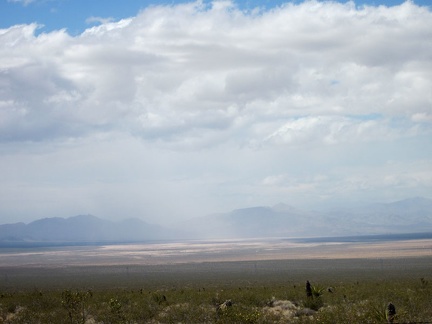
[61,289,92,324]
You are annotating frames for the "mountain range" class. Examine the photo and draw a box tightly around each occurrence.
[1,197,432,244]
[0,215,165,245]
[176,197,432,239]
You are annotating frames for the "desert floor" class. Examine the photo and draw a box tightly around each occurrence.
[1,238,431,290]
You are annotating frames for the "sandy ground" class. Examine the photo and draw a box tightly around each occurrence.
[1,238,431,268]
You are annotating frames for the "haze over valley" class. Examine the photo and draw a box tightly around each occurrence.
[1,197,431,244]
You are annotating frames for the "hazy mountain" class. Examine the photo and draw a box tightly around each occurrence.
[176,205,325,239]
[1,197,432,244]
[324,197,432,234]
[0,215,165,243]
[175,197,432,239]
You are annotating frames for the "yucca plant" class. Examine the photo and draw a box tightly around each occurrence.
[311,285,325,299]
[420,277,428,288]
[304,281,325,310]
[386,302,396,323]
[371,302,397,324]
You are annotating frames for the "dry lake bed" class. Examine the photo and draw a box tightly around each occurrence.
[1,236,431,290]
[1,237,432,267]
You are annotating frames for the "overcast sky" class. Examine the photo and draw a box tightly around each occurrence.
[1,0,431,225]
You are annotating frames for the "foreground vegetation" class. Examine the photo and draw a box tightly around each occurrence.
[1,274,431,323]
[1,256,432,323]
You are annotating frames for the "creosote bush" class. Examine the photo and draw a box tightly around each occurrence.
[1,276,431,323]
[61,289,92,324]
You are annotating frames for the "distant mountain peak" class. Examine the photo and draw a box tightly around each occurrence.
[66,214,104,224]
[383,196,432,210]
[272,203,297,212]
[67,214,99,220]
[396,196,432,204]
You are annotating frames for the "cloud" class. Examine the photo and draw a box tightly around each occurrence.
[85,17,116,26]
[1,1,431,222]
[263,115,423,147]
[260,159,432,206]
[1,0,431,148]
[7,0,36,6]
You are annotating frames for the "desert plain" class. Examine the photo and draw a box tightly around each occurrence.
[1,237,431,291]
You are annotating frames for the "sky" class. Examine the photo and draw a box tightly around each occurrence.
[0,0,431,225]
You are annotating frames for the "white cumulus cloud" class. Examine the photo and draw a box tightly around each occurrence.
[1,0,431,223]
